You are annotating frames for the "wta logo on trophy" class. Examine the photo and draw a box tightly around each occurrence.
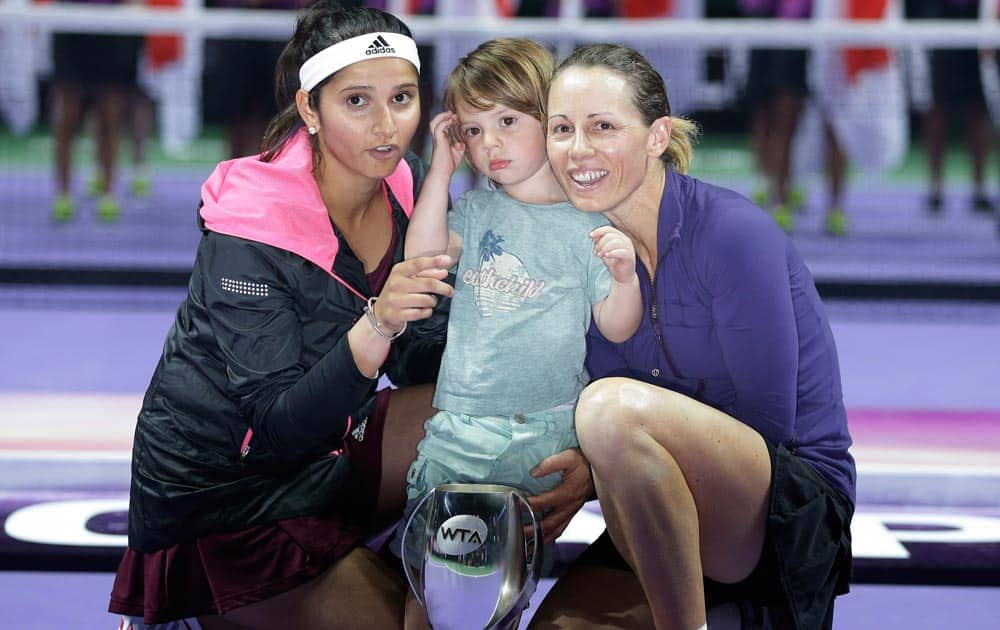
[402,483,542,629]
[435,515,488,555]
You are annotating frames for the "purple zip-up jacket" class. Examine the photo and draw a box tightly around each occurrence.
[585,169,856,504]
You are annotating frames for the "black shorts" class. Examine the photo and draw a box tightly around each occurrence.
[574,440,853,630]
[909,0,986,111]
[930,49,986,111]
[744,49,810,110]
[52,33,141,89]
[203,38,286,122]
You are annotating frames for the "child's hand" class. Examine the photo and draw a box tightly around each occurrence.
[427,111,465,177]
[590,225,637,284]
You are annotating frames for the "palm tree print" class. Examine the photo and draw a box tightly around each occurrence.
[479,230,505,265]
[474,229,532,316]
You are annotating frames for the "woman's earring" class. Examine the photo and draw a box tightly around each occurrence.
[308,126,317,135]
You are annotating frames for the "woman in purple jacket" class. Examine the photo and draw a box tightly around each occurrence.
[530,44,855,630]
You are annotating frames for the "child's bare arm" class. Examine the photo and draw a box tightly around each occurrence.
[405,111,465,261]
[590,225,642,343]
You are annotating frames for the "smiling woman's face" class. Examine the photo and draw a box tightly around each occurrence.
[546,66,654,215]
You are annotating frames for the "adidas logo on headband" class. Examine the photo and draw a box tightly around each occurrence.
[367,35,395,56]
[299,32,421,92]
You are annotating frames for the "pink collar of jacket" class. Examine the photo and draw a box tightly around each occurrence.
[199,128,414,276]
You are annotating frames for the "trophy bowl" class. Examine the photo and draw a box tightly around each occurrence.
[401,483,542,630]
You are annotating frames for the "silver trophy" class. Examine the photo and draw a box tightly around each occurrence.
[401,483,542,630]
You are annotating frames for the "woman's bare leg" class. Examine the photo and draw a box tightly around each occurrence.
[922,106,947,199]
[375,384,436,525]
[404,590,432,630]
[200,546,408,629]
[768,91,804,205]
[824,121,846,209]
[749,105,773,188]
[533,378,771,630]
[966,105,992,199]
[528,563,654,629]
[95,86,126,194]
[52,83,83,196]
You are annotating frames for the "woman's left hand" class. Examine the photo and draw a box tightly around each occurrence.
[590,225,637,284]
[526,447,594,544]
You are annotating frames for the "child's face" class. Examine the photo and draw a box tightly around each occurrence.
[454,101,550,194]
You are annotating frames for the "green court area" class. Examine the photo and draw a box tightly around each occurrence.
[0,126,990,187]
[0,126,228,171]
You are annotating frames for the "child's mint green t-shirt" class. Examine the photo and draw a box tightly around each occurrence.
[432,188,612,416]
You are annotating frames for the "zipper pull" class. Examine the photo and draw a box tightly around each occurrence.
[239,428,253,461]
[650,303,658,322]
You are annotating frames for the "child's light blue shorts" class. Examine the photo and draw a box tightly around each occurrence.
[391,403,578,560]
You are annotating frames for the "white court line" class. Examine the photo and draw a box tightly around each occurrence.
[0,392,140,442]
[0,450,131,462]
[3,393,999,474]
[859,462,1000,477]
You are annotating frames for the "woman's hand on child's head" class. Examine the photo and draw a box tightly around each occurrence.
[428,111,465,177]
[590,225,637,284]
[376,255,454,330]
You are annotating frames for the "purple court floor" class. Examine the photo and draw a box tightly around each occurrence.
[2,288,999,628]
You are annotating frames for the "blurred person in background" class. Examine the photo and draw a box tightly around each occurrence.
[84,84,154,200]
[808,0,909,237]
[138,0,206,159]
[906,0,995,215]
[740,0,812,233]
[49,0,143,222]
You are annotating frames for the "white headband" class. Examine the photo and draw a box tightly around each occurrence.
[299,32,421,92]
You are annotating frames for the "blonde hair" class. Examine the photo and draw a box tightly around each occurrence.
[442,38,554,123]
[663,116,699,174]
[552,43,700,173]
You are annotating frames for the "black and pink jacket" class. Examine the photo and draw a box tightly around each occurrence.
[127,130,447,552]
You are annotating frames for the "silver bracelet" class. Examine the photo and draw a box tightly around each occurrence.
[364,296,406,341]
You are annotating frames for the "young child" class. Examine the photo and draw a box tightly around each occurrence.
[394,38,642,627]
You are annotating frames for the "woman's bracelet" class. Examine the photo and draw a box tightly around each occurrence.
[364,296,406,341]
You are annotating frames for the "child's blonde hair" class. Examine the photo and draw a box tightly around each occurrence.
[442,38,555,123]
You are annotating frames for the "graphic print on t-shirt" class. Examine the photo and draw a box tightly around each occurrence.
[462,230,545,317]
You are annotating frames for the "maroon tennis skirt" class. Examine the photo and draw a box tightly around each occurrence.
[109,389,390,624]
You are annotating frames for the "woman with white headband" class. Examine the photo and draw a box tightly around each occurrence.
[105,3,589,628]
